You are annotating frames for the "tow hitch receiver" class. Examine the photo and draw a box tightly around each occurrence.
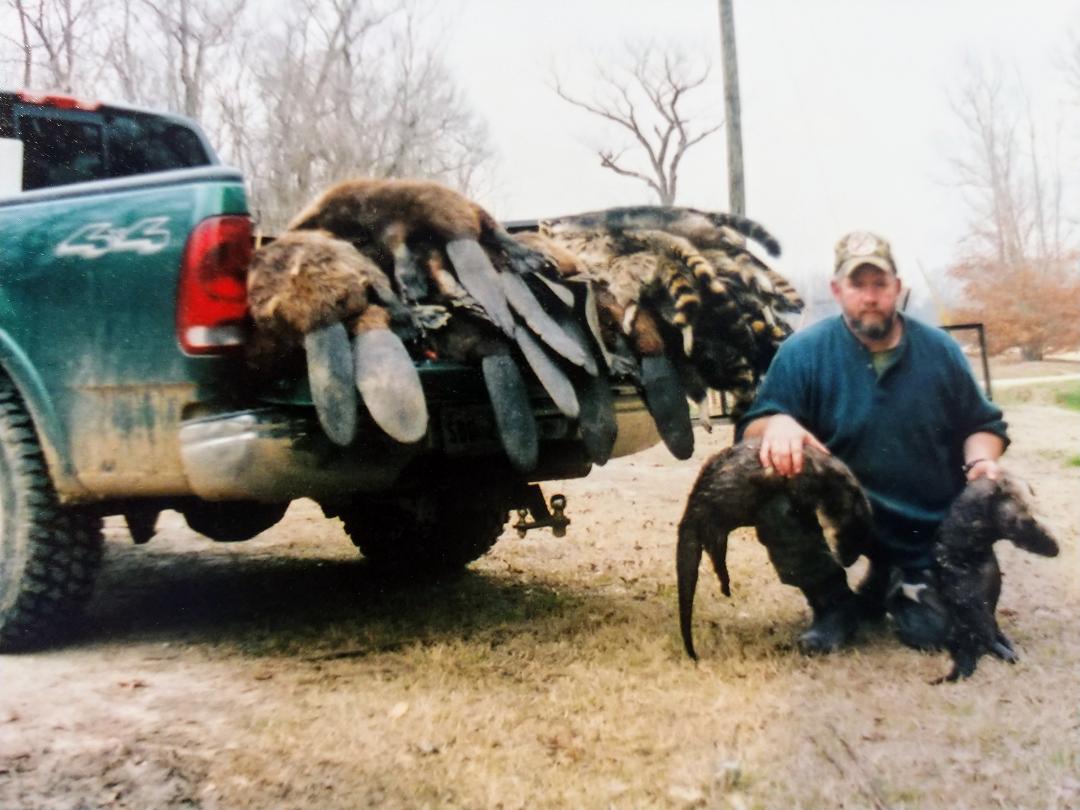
[512,485,569,538]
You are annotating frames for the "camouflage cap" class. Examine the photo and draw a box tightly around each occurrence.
[834,230,897,277]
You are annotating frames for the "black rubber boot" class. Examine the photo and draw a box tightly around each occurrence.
[798,573,860,655]
[753,494,859,654]
[854,559,890,623]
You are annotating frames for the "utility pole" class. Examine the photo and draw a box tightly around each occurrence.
[718,0,745,215]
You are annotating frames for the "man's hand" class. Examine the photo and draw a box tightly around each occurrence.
[747,414,830,477]
[964,458,1004,482]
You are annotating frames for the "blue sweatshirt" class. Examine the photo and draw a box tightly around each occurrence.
[736,315,1008,566]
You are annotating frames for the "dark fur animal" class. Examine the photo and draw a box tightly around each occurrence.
[676,438,872,659]
[288,177,550,282]
[932,475,1059,682]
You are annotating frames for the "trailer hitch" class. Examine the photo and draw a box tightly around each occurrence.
[512,485,569,538]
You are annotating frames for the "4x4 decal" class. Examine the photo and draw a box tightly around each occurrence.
[55,216,171,259]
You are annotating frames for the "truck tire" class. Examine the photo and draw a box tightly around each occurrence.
[180,500,289,542]
[338,487,508,578]
[0,380,103,651]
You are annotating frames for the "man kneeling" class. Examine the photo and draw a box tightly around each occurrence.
[738,230,1008,653]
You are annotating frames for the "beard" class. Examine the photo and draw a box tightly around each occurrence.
[847,311,896,342]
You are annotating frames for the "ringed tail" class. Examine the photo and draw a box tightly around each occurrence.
[705,212,782,257]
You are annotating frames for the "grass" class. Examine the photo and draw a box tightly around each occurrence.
[994,380,1080,408]
[1055,383,1080,411]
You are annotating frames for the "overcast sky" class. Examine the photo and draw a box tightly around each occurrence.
[441,0,1080,306]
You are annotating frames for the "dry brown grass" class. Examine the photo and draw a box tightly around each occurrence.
[1,400,1078,809]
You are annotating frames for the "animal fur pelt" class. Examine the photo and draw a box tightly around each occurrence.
[246,229,427,446]
[676,438,872,660]
[283,179,609,461]
[931,474,1059,683]
[247,190,802,469]
[247,229,403,337]
[532,206,801,456]
[537,207,798,407]
[540,206,782,258]
[288,177,592,372]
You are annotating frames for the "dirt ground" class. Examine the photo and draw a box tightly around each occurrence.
[1,393,1078,809]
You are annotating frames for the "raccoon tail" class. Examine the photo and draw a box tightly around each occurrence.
[657,261,698,356]
[763,268,805,312]
[724,379,758,423]
[704,212,782,257]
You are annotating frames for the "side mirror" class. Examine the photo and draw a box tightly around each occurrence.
[0,138,25,196]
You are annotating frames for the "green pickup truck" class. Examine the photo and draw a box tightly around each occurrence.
[0,90,661,650]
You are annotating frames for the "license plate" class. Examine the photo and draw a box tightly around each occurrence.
[440,405,500,454]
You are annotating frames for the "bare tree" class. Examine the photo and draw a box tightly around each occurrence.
[99,0,166,105]
[234,0,493,230]
[554,45,721,205]
[136,0,247,120]
[0,0,494,234]
[4,0,100,91]
[946,60,1080,360]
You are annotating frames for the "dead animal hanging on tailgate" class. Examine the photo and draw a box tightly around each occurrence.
[515,229,694,458]
[287,178,609,468]
[247,229,427,447]
[931,474,1059,683]
[676,438,872,660]
[536,206,797,456]
[287,177,594,374]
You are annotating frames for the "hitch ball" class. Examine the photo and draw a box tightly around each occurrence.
[513,492,570,538]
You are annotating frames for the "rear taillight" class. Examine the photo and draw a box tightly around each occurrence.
[176,215,253,355]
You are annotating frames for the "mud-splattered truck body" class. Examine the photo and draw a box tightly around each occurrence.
[0,90,660,650]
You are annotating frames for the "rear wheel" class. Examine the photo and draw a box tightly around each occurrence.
[337,483,509,579]
[0,380,103,651]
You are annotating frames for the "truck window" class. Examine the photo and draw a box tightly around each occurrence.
[14,105,211,190]
[19,115,106,189]
[104,112,209,177]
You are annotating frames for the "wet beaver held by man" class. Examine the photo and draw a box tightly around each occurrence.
[676,438,872,659]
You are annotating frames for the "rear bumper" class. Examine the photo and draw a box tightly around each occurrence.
[178,392,660,502]
[178,408,419,502]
